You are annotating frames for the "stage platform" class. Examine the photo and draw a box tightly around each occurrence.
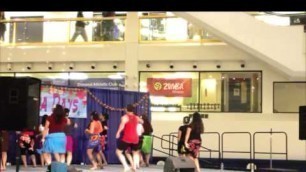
[4,164,244,172]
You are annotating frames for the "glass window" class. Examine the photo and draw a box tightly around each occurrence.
[140,71,262,113]
[140,72,199,112]
[200,72,262,113]
[274,82,306,113]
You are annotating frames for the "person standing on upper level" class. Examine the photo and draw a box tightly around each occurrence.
[70,11,88,42]
[0,12,6,42]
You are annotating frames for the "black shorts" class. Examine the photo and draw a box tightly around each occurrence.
[20,147,35,155]
[177,142,187,154]
[117,139,139,151]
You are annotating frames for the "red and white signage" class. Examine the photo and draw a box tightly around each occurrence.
[147,78,192,97]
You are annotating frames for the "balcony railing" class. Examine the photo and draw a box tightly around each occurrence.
[0,15,222,45]
[139,16,221,43]
[0,16,126,45]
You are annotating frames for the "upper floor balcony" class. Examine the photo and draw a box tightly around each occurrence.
[0,12,222,46]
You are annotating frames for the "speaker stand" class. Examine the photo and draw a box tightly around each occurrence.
[15,133,21,172]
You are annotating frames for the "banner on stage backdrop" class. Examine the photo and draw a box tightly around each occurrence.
[39,86,87,118]
[147,78,192,97]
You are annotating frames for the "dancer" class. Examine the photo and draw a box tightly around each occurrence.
[184,112,204,172]
[116,104,143,172]
[139,114,153,167]
[0,130,9,170]
[64,108,78,166]
[42,104,70,166]
[85,111,103,170]
[177,116,190,157]
[98,112,108,166]
[19,128,37,168]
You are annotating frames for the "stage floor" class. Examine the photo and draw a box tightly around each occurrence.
[4,164,244,172]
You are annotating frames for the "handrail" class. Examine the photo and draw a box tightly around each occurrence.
[253,131,288,161]
[0,16,127,23]
[221,132,252,163]
[0,14,221,45]
[168,132,221,160]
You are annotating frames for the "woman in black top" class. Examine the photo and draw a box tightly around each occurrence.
[184,112,204,172]
[98,112,108,166]
[177,116,190,157]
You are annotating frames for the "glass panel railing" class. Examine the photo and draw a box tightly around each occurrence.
[139,16,222,43]
[0,16,126,45]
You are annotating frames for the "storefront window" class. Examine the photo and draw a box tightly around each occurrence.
[200,72,262,113]
[274,82,306,113]
[140,71,262,113]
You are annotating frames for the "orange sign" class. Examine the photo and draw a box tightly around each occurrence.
[147,78,192,97]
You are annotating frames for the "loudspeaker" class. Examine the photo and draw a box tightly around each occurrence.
[299,106,306,140]
[50,162,68,172]
[0,77,41,131]
[164,157,195,172]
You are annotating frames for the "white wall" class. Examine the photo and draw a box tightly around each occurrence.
[174,12,305,79]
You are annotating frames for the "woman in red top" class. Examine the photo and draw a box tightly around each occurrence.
[85,111,103,170]
[42,104,70,165]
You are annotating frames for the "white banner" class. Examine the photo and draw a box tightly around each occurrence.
[39,86,87,118]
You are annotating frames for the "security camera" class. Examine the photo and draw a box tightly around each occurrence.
[169,64,174,69]
[216,65,221,69]
[193,64,197,69]
[7,63,12,71]
[113,64,117,69]
[91,63,96,70]
[146,63,150,68]
[48,63,53,70]
[241,64,245,68]
[69,63,74,70]
[26,64,32,70]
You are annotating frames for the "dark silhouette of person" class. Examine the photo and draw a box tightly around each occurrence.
[70,11,88,42]
[102,12,115,41]
[0,12,6,42]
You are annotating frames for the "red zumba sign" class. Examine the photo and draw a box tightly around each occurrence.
[147,78,192,97]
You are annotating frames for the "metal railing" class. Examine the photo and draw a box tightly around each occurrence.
[221,132,252,162]
[0,15,222,46]
[253,130,288,161]
[153,130,288,170]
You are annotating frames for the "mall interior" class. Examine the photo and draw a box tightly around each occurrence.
[0,12,306,171]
